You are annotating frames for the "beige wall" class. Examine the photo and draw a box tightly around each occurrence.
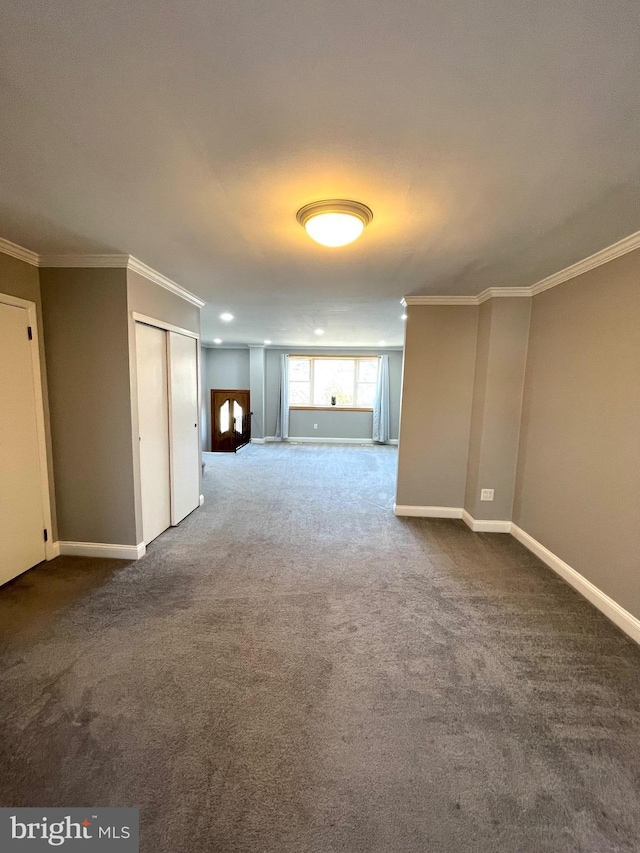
[396,305,478,507]
[465,298,531,519]
[40,268,138,545]
[0,253,58,540]
[513,250,640,619]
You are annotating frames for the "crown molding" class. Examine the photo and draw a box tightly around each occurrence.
[403,295,478,306]
[39,254,130,268]
[0,237,40,267]
[127,256,205,308]
[529,228,640,296]
[1,239,205,308]
[404,228,640,307]
[476,286,532,304]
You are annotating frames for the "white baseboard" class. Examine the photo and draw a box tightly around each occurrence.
[393,504,511,531]
[199,494,204,506]
[260,436,398,445]
[289,437,374,444]
[45,541,60,560]
[511,524,640,645]
[58,541,146,560]
[394,504,463,518]
[462,510,511,533]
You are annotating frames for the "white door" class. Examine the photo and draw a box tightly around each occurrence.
[168,332,200,524]
[0,302,45,584]
[136,323,171,545]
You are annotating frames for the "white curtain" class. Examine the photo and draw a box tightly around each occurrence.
[372,355,390,444]
[275,354,289,440]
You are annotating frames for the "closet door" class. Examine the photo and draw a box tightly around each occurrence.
[0,301,45,583]
[168,332,200,524]
[136,323,171,545]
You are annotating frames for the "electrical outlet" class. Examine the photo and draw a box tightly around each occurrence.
[481,489,494,501]
[313,423,318,430]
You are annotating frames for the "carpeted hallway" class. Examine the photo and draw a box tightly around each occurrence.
[1,443,639,852]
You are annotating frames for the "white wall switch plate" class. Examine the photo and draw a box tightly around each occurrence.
[313,424,318,429]
[481,489,494,501]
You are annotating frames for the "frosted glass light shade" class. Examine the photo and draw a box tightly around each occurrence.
[297,200,373,248]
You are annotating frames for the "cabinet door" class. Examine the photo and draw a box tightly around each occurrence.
[168,332,200,524]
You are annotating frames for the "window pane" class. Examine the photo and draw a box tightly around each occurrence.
[357,359,378,383]
[233,401,243,431]
[289,358,310,381]
[290,382,310,405]
[313,359,355,406]
[220,399,230,432]
[356,382,376,408]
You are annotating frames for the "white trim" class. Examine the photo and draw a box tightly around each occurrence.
[404,295,478,306]
[511,525,640,645]
[530,229,640,295]
[0,292,56,561]
[402,228,640,304]
[127,256,205,308]
[0,240,205,309]
[0,238,40,266]
[39,253,130,268]
[287,437,376,445]
[251,437,267,444]
[58,541,146,560]
[199,494,204,506]
[461,510,511,533]
[476,287,532,304]
[132,312,199,339]
[393,504,463,518]
[46,540,60,559]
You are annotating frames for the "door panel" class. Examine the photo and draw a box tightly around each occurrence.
[136,323,171,545]
[168,332,200,524]
[0,302,45,584]
[212,390,250,451]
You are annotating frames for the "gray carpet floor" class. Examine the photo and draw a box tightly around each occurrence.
[1,443,639,852]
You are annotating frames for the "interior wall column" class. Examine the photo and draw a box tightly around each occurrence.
[464,298,531,521]
[249,345,266,440]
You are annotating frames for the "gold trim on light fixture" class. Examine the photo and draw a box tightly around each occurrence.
[296,199,373,247]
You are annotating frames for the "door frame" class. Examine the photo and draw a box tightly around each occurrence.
[131,312,202,538]
[0,292,56,560]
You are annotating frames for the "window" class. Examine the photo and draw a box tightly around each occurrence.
[288,357,378,409]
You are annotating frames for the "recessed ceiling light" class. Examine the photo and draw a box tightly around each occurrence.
[297,199,373,247]
[378,340,387,346]
[220,313,234,322]
[401,314,408,320]
[314,328,324,336]
[213,338,222,344]
[264,339,272,345]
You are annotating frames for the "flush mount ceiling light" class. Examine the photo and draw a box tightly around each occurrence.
[296,199,373,247]
[314,328,325,336]
[220,312,234,322]
[213,338,222,344]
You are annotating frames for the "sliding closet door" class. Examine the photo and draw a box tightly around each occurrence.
[168,332,200,524]
[136,323,171,544]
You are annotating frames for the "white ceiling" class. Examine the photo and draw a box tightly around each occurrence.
[2,0,639,347]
